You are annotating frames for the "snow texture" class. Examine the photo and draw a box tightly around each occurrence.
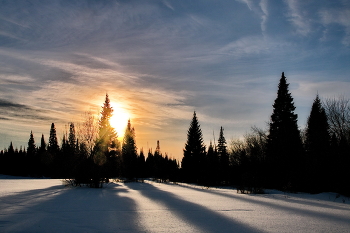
[0,175,349,232]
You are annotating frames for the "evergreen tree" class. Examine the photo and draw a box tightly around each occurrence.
[153,140,166,181]
[38,134,51,177]
[122,120,138,179]
[304,94,330,192]
[86,94,118,186]
[6,142,15,175]
[181,111,206,183]
[61,134,69,154]
[137,148,146,178]
[155,140,161,157]
[39,134,46,153]
[146,149,154,177]
[48,123,59,154]
[27,131,37,175]
[205,141,220,186]
[217,126,229,183]
[68,123,77,151]
[64,122,79,177]
[8,141,14,154]
[27,131,36,155]
[60,133,70,177]
[266,72,303,190]
[94,94,118,167]
[217,127,227,156]
[97,94,117,150]
[47,123,62,177]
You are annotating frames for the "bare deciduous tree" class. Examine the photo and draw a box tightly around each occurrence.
[323,96,350,140]
[77,111,98,157]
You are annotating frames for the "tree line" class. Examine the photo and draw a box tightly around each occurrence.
[1,73,350,195]
[181,72,350,195]
[0,94,179,187]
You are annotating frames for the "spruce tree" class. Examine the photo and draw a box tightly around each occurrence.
[48,123,61,177]
[39,134,46,153]
[153,140,163,180]
[181,111,206,183]
[38,134,50,177]
[48,123,59,154]
[27,131,37,175]
[98,94,117,149]
[94,94,118,166]
[87,94,118,186]
[266,72,303,190]
[65,122,79,177]
[217,126,229,183]
[205,141,219,186]
[146,149,154,177]
[137,148,146,178]
[7,142,15,175]
[68,123,77,151]
[305,94,330,192]
[8,142,14,154]
[122,120,138,179]
[27,131,36,156]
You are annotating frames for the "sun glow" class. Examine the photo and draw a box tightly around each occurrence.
[110,102,130,139]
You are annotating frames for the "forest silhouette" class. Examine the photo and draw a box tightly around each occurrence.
[1,73,349,196]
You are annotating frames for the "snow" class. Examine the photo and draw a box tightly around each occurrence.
[1,175,350,233]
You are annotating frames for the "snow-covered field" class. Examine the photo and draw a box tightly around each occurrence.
[1,175,350,233]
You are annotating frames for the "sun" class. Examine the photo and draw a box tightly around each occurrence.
[110,102,130,139]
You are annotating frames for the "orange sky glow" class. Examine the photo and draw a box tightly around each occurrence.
[79,94,187,161]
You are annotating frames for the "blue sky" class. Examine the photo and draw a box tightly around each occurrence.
[1,0,350,159]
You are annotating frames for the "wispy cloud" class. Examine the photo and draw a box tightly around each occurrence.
[260,0,269,33]
[236,0,269,34]
[218,36,269,57]
[0,99,60,123]
[162,0,175,11]
[319,8,350,46]
[285,0,311,36]
[236,0,253,11]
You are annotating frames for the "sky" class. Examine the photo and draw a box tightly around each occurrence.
[0,0,350,160]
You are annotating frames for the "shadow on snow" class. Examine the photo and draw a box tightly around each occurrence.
[125,182,262,233]
[0,183,142,232]
[168,183,350,225]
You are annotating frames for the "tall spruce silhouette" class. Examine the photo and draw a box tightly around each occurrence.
[8,142,14,154]
[65,122,79,177]
[266,72,303,190]
[38,134,50,176]
[97,94,117,151]
[27,131,36,156]
[181,111,206,183]
[68,123,77,151]
[39,134,46,153]
[304,94,330,192]
[27,131,37,175]
[94,94,118,166]
[87,94,119,186]
[48,123,59,154]
[217,126,229,183]
[122,119,137,179]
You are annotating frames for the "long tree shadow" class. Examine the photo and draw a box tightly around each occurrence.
[176,183,350,211]
[125,182,262,233]
[0,182,142,232]
[169,183,350,225]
